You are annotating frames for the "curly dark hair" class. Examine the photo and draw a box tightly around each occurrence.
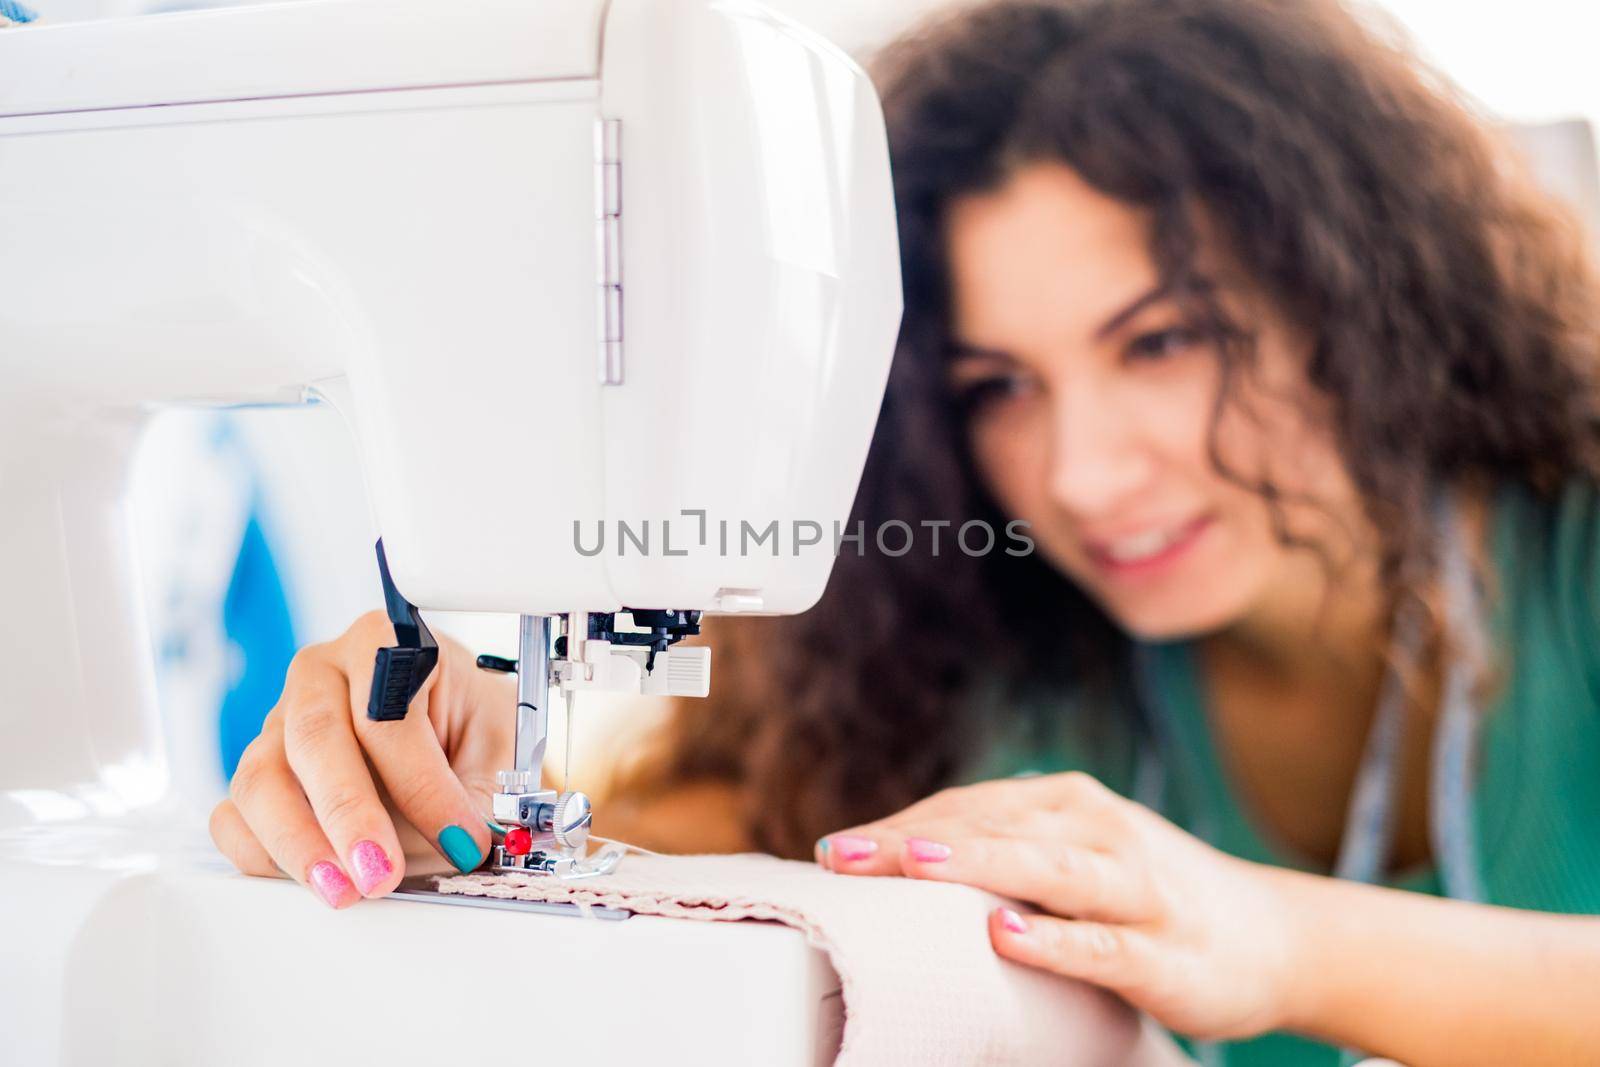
[612,0,1600,858]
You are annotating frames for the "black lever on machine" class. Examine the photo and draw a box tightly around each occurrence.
[366,538,438,721]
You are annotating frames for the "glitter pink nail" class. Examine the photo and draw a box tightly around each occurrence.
[829,835,879,862]
[349,840,393,895]
[906,838,952,863]
[999,908,1029,934]
[308,861,358,909]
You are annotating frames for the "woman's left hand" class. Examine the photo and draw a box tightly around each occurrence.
[817,772,1302,1041]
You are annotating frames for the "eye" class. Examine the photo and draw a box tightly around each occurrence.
[1125,325,1204,363]
[953,373,1037,414]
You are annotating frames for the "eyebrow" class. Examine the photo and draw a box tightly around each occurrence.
[947,340,1017,364]
[948,281,1187,363]
[1092,282,1171,341]
[948,277,1218,363]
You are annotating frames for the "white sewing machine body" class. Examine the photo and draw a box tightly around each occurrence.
[0,0,899,1061]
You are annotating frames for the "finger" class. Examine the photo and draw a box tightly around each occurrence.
[229,735,363,909]
[281,654,404,897]
[821,805,1114,878]
[816,829,902,876]
[817,801,1023,876]
[348,670,489,875]
[818,772,1126,875]
[989,909,1158,1001]
[887,772,1121,828]
[209,799,278,878]
[900,835,1155,923]
[823,784,1027,855]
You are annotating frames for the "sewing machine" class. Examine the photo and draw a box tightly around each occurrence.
[0,0,901,1062]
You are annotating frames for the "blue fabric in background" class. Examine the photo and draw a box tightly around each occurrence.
[0,1,38,23]
[218,507,297,780]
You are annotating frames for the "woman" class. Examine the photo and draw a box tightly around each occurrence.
[209,0,1600,1062]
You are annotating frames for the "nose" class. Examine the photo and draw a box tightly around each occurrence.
[1045,380,1154,519]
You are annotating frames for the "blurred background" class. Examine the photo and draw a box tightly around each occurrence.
[22,0,1590,814]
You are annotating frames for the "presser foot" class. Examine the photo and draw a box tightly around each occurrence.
[493,847,566,874]
[491,845,624,880]
[489,784,621,879]
[491,777,601,869]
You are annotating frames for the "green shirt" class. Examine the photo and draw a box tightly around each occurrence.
[974,483,1600,1065]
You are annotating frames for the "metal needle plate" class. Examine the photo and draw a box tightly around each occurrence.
[390,878,630,921]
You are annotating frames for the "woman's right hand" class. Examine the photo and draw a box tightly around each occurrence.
[208,611,514,909]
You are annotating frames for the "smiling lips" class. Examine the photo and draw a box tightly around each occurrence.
[1084,515,1214,577]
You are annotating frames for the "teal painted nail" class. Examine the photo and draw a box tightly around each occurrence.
[439,825,482,873]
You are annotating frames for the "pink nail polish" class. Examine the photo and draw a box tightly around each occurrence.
[349,840,393,895]
[999,908,1029,934]
[906,838,952,863]
[829,835,879,862]
[308,861,358,909]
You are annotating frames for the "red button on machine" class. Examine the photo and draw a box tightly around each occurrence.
[504,826,534,856]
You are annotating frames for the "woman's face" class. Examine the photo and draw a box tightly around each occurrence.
[946,162,1362,640]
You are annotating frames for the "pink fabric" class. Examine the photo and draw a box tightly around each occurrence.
[436,853,1190,1066]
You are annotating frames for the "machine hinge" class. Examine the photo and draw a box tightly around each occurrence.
[595,118,623,386]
